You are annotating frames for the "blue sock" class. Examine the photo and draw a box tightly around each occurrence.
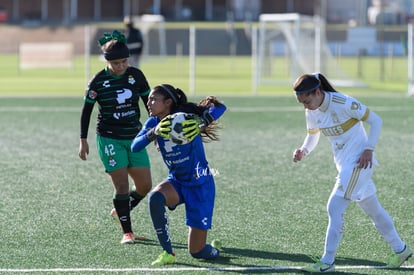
[148,191,173,254]
[191,244,219,260]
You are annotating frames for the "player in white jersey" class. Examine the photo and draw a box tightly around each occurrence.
[292,73,411,273]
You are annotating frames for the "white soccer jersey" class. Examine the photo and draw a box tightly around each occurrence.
[305,92,374,169]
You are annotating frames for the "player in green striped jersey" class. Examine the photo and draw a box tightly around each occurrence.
[79,30,152,244]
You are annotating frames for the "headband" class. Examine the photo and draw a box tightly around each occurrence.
[294,73,321,95]
[160,85,178,105]
[103,44,130,61]
[294,83,320,95]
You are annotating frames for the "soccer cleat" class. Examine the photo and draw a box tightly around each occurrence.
[151,251,176,266]
[120,232,135,244]
[302,260,335,273]
[386,245,412,268]
[211,239,222,250]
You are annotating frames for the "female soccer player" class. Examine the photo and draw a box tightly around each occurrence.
[131,84,226,266]
[292,73,411,273]
[78,30,152,245]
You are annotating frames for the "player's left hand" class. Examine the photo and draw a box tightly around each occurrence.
[182,117,201,141]
[357,149,373,169]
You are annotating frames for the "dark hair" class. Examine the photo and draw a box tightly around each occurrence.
[153,84,188,112]
[152,85,223,142]
[101,39,130,61]
[293,73,337,95]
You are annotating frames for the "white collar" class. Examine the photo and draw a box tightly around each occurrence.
[318,92,330,112]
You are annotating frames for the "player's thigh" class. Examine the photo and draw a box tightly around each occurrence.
[128,146,150,168]
[128,166,152,194]
[336,164,374,200]
[183,177,215,230]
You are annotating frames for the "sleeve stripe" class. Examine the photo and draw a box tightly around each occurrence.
[308,128,320,134]
[361,108,370,121]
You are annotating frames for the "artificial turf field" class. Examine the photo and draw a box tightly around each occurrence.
[0,94,413,274]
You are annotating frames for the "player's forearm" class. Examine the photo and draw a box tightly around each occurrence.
[364,111,382,150]
[300,131,320,155]
[131,131,151,152]
[209,104,227,121]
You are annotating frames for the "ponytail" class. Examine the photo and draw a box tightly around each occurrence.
[293,72,338,95]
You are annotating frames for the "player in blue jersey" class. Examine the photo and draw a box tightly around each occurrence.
[293,73,411,273]
[131,84,226,266]
[78,30,152,245]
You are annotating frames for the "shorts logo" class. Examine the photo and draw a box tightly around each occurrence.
[108,157,116,167]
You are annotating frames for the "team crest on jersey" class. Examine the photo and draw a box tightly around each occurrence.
[331,112,340,123]
[88,90,97,99]
[128,75,136,85]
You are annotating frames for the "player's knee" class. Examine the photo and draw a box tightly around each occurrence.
[190,244,219,260]
[148,191,165,209]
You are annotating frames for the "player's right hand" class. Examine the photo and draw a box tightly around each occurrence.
[293,148,306,162]
[79,139,89,160]
[155,115,172,138]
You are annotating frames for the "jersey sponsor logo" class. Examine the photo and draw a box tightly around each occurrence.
[165,156,190,166]
[320,118,359,136]
[116,88,132,104]
[103,80,110,88]
[113,110,136,119]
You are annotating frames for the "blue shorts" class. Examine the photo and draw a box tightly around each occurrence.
[168,175,215,230]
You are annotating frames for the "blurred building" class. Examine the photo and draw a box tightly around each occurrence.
[1,0,410,25]
[0,0,412,25]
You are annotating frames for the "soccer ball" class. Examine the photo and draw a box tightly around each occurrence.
[169,112,193,145]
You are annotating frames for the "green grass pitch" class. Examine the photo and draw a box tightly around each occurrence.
[0,95,413,274]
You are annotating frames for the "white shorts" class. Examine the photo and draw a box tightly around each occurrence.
[333,164,377,201]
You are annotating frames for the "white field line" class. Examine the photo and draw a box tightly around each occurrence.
[0,106,411,113]
[1,265,414,273]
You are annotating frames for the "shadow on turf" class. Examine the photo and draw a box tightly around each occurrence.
[135,240,414,274]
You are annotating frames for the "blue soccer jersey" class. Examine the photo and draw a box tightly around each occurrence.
[132,104,226,229]
[131,104,226,186]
